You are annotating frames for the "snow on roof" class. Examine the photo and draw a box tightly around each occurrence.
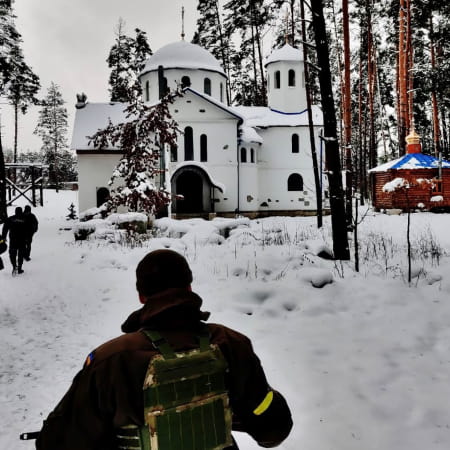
[141,41,226,76]
[265,43,303,66]
[369,153,450,172]
[172,161,226,194]
[233,105,323,127]
[240,125,263,144]
[70,102,131,150]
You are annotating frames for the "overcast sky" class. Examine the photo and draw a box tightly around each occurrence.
[1,0,200,153]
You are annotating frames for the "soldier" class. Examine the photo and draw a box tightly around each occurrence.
[36,249,293,449]
[1,206,27,275]
[23,205,39,261]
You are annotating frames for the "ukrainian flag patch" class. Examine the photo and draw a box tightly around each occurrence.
[85,351,95,367]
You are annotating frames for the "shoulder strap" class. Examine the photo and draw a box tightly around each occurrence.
[141,326,211,359]
[142,330,176,359]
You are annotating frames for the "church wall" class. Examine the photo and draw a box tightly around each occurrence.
[77,153,121,212]
[256,126,323,210]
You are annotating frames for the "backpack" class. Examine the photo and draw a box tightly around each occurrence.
[116,329,232,450]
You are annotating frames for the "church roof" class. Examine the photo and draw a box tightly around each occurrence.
[369,153,450,172]
[140,41,226,76]
[265,43,303,66]
[233,105,323,127]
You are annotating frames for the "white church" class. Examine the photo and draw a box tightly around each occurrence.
[71,40,327,218]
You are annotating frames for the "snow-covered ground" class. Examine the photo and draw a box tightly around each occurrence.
[2,190,450,450]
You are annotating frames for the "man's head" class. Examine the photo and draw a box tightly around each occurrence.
[15,206,23,216]
[24,205,31,213]
[136,249,193,302]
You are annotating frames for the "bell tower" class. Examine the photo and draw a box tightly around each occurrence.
[265,44,307,114]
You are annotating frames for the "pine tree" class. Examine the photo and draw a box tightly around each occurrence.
[6,45,40,163]
[223,0,270,106]
[192,0,232,103]
[88,90,182,215]
[34,82,69,192]
[107,19,152,103]
[0,2,33,222]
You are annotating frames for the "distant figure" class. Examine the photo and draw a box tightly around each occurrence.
[1,207,27,275]
[23,205,39,261]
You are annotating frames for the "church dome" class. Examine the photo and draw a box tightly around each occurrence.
[141,41,226,76]
[265,43,303,66]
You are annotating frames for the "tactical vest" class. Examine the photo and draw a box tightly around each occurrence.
[116,329,232,450]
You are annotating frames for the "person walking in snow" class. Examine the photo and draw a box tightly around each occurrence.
[23,205,38,261]
[36,249,293,450]
[1,206,27,275]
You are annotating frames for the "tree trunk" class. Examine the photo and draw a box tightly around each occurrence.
[429,15,441,158]
[342,0,353,228]
[0,119,7,223]
[398,0,408,155]
[311,0,350,260]
[300,0,322,228]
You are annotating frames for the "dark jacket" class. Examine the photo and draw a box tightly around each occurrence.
[24,211,39,236]
[36,288,293,450]
[1,213,27,247]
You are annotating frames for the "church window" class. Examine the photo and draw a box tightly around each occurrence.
[181,76,191,88]
[288,69,296,87]
[204,78,211,95]
[292,133,299,153]
[220,83,224,102]
[250,148,255,163]
[184,127,194,160]
[240,147,247,163]
[275,70,281,89]
[170,144,178,162]
[145,80,150,101]
[288,173,303,191]
[200,134,208,162]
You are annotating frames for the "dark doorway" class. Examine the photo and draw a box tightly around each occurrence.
[96,187,110,207]
[176,171,203,213]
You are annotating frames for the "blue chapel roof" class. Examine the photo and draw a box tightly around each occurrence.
[369,153,450,172]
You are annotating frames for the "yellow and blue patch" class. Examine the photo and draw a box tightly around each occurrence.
[85,351,95,367]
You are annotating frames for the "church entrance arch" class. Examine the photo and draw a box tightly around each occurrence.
[171,166,214,214]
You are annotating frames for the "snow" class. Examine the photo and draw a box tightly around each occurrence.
[240,125,264,144]
[140,41,226,76]
[382,177,409,192]
[2,191,450,450]
[265,43,304,66]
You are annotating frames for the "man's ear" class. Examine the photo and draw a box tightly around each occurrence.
[139,294,147,304]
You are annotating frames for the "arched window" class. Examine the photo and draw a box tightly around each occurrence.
[275,70,281,89]
[159,77,168,99]
[145,80,150,101]
[288,69,296,87]
[170,144,178,162]
[184,127,193,160]
[181,76,191,88]
[240,147,247,163]
[204,78,211,95]
[292,133,299,153]
[96,187,110,207]
[288,173,303,191]
[220,83,224,102]
[200,134,208,161]
[250,148,255,163]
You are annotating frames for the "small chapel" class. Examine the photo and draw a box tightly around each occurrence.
[71,40,327,218]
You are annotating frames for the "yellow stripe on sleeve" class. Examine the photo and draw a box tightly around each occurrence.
[253,390,274,416]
